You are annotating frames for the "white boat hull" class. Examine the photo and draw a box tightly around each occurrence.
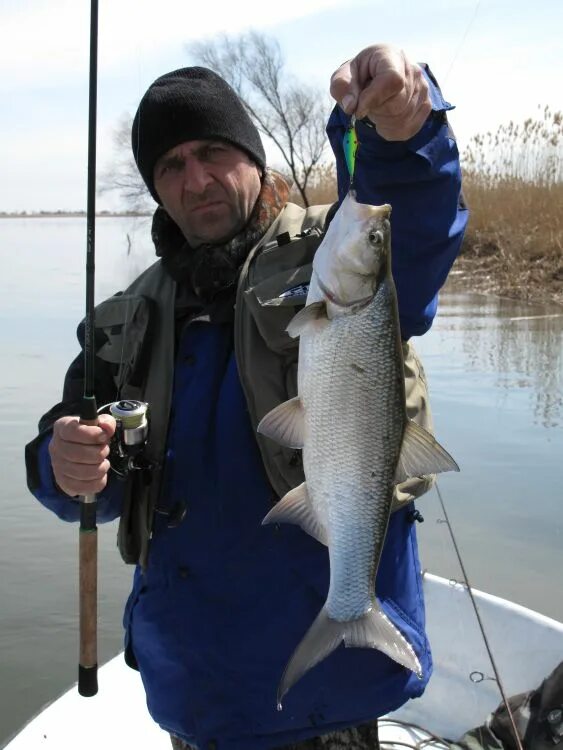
[4,574,563,749]
[385,573,563,742]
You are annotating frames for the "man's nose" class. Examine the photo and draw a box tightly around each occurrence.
[182,156,213,194]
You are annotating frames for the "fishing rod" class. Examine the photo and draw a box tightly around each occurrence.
[78,0,100,698]
[77,0,152,696]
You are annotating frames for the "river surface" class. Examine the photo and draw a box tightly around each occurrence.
[0,218,562,746]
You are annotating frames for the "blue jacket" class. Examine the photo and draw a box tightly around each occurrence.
[27,68,467,750]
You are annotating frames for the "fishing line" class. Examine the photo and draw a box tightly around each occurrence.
[432,524,480,733]
[115,294,132,401]
[434,480,524,750]
[429,468,472,704]
[442,0,482,87]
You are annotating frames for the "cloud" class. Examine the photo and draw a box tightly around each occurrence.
[2,0,560,210]
[1,0,350,90]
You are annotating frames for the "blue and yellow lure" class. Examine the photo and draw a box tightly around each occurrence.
[343,114,359,190]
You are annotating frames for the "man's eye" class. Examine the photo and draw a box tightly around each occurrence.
[157,160,183,178]
[203,144,227,159]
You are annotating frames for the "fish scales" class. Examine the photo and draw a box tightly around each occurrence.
[300,279,404,621]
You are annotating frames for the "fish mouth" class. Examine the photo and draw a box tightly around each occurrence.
[315,272,373,311]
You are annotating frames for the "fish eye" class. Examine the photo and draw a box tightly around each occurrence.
[368,230,384,246]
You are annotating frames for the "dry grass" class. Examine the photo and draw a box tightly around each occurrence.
[290,106,563,307]
[453,106,563,306]
[286,162,339,206]
[453,179,563,305]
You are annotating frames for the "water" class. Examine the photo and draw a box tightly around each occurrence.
[413,293,563,621]
[0,217,154,745]
[0,218,562,745]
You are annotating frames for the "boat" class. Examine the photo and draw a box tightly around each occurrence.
[4,573,563,749]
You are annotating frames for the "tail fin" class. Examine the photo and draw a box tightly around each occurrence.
[277,603,422,709]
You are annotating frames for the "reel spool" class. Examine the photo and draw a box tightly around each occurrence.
[108,400,149,472]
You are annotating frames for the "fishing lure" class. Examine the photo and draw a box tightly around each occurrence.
[343,114,359,189]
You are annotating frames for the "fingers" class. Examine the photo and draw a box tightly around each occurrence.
[330,59,361,115]
[97,413,118,437]
[49,415,116,497]
[53,456,112,484]
[54,414,116,443]
[360,68,432,141]
[330,45,405,114]
[330,44,432,141]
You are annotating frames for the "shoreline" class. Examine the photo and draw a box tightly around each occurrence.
[3,213,561,308]
[445,253,563,308]
[0,212,151,219]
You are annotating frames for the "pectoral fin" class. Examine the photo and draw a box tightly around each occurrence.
[257,396,305,448]
[395,420,460,484]
[286,301,328,339]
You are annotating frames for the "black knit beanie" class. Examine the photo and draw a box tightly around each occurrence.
[132,67,266,203]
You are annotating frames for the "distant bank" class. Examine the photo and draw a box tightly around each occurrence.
[0,211,151,219]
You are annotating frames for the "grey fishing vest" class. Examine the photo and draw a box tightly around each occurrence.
[92,202,434,568]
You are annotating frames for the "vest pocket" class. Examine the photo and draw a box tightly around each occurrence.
[87,293,154,395]
[244,264,312,354]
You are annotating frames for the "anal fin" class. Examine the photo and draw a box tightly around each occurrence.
[262,482,328,546]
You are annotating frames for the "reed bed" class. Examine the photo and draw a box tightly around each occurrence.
[287,106,563,306]
[456,106,563,305]
[287,162,338,206]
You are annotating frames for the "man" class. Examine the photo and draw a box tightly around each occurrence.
[25,44,467,750]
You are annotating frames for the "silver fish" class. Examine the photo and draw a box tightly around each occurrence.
[257,193,459,708]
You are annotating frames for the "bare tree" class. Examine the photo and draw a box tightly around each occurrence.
[188,31,331,207]
[100,32,332,211]
[98,113,154,213]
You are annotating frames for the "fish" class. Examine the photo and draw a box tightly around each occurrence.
[257,192,459,709]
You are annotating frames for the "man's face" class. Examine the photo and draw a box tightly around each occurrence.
[153,139,262,247]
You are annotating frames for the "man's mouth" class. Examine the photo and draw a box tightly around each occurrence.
[190,201,224,214]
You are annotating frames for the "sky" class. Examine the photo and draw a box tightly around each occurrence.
[1,0,561,212]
